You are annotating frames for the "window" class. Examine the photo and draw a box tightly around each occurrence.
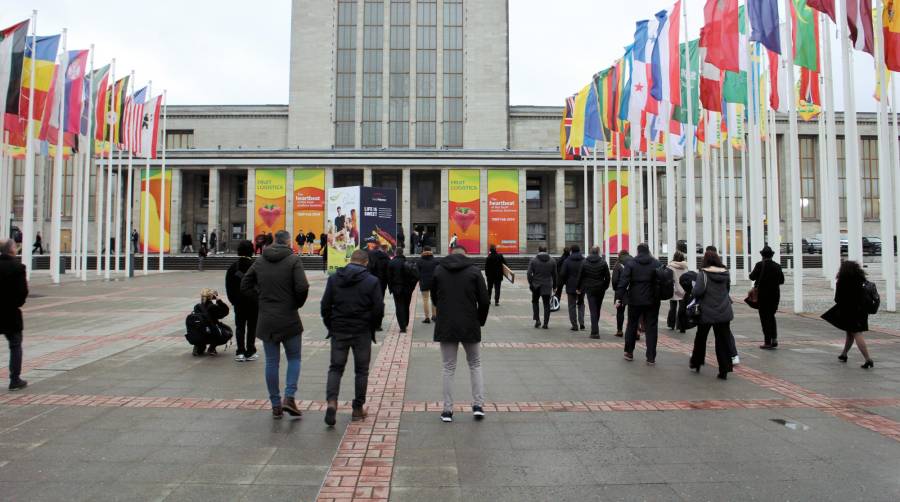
[442,0,463,147]
[416,178,435,209]
[389,0,410,147]
[836,138,847,220]
[335,0,358,147]
[362,0,384,148]
[860,137,879,220]
[527,223,547,241]
[526,177,542,209]
[416,0,437,147]
[799,136,818,220]
[565,223,584,242]
[564,178,578,209]
[201,178,209,208]
[12,158,24,216]
[231,223,245,240]
[166,130,194,149]
[236,177,247,207]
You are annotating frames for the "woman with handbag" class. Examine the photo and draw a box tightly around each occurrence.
[688,250,735,380]
[822,261,875,369]
[190,289,231,357]
[666,251,689,332]
[748,245,785,350]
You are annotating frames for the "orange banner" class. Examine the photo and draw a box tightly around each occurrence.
[487,170,519,254]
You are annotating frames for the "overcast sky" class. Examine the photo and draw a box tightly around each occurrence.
[4,0,881,112]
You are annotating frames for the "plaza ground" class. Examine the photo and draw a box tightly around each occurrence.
[1,267,899,501]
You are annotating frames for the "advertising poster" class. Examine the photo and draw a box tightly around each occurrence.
[605,171,630,254]
[292,169,325,253]
[448,169,480,253]
[326,186,361,273]
[254,169,286,237]
[487,170,519,254]
[139,168,172,253]
[360,187,398,255]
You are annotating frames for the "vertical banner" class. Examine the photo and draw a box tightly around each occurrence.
[487,170,519,254]
[605,171,630,254]
[293,169,325,253]
[360,187,398,254]
[326,186,360,273]
[448,169,480,253]
[139,168,171,253]
[254,169,286,238]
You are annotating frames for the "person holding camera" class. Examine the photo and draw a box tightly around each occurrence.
[190,288,231,357]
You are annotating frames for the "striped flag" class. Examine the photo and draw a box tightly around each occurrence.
[845,0,874,55]
[123,86,146,154]
[139,94,162,159]
[650,1,682,109]
[0,20,29,117]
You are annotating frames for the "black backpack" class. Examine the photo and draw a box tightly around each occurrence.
[185,304,234,346]
[862,281,880,315]
[656,266,675,301]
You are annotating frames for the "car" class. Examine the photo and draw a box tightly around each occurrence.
[840,236,848,255]
[863,237,882,256]
[805,238,822,254]
[676,240,704,254]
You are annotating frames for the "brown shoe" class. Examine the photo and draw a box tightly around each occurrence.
[325,400,338,426]
[272,406,283,420]
[282,397,303,417]
[352,406,368,421]
[615,331,624,338]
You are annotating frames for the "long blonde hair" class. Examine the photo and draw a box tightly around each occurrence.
[200,288,217,302]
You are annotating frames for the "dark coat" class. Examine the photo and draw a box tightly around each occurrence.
[240,244,310,343]
[559,252,585,295]
[225,257,258,314]
[484,251,507,282]
[616,250,662,307]
[321,263,384,341]
[527,253,558,296]
[416,253,440,291]
[367,248,390,288]
[387,255,418,296]
[822,279,869,332]
[576,254,610,297]
[749,259,785,311]
[306,232,316,244]
[193,299,230,322]
[612,253,632,303]
[0,254,28,334]
[295,233,306,246]
[692,267,734,324]
[431,253,490,343]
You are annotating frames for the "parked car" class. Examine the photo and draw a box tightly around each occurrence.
[780,239,810,255]
[863,237,882,256]
[805,238,822,254]
[840,236,848,255]
[677,240,704,254]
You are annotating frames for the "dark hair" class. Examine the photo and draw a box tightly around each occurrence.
[837,260,866,285]
[236,240,254,257]
[489,244,497,253]
[570,244,581,253]
[423,246,432,252]
[672,250,685,262]
[350,249,369,264]
[637,243,650,254]
[618,249,629,258]
[705,245,718,254]
[701,250,724,269]
[760,245,775,258]
[275,230,291,245]
[538,245,548,252]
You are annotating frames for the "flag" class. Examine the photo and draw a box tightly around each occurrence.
[650,1,683,108]
[63,50,88,135]
[559,105,569,160]
[807,0,836,22]
[91,64,109,141]
[726,103,746,148]
[4,35,60,149]
[792,0,820,70]
[885,0,900,71]
[629,20,653,149]
[111,76,129,146]
[701,0,741,73]
[768,49,788,112]
[139,94,161,159]
[800,67,821,104]
[123,86,146,154]
[0,20,29,117]
[699,44,724,112]
[723,5,749,104]
[674,39,701,125]
[846,0,875,55]
[748,0,782,53]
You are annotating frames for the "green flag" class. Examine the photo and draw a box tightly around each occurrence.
[673,39,700,125]
[792,0,819,71]
[723,6,748,105]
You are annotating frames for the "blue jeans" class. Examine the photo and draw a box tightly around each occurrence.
[263,336,301,407]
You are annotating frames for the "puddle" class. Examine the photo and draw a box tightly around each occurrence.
[770,418,810,431]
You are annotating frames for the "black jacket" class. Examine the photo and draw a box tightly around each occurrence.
[612,253,632,303]
[576,254,610,296]
[0,254,28,334]
[387,255,419,296]
[240,244,309,343]
[193,299,230,322]
[692,267,734,324]
[367,248,390,288]
[416,253,440,291]
[484,251,507,282]
[749,259,785,311]
[432,253,490,343]
[824,279,869,332]
[616,250,662,307]
[225,257,258,313]
[559,252,585,295]
[527,253,558,296]
[321,263,384,341]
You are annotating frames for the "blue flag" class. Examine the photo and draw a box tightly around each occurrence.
[747,0,780,54]
[584,83,601,147]
[650,9,667,102]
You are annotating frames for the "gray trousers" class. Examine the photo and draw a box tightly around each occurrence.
[440,342,484,412]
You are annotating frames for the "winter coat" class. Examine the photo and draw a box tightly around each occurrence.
[559,252,585,295]
[240,244,310,343]
[367,248,390,288]
[616,250,662,307]
[667,261,690,301]
[612,253,633,303]
[431,253,490,343]
[749,259,785,311]
[321,263,384,341]
[556,251,570,276]
[306,232,316,245]
[823,279,869,332]
[295,233,306,246]
[527,252,558,296]
[387,255,419,296]
[225,257,258,314]
[0,254,28,334]
[193,299,230,322]
[484,251,507,282]
[692,267,734,324]
[416,253,440,291]
[576,254,611,297]
[679,270,698,297]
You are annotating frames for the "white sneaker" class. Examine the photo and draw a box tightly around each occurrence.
[732,356,741,366]
[245,353,259,362]
[234,354,246,362]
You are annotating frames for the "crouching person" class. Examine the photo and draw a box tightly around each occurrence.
[187,289,231,357]
[322,249,384,426]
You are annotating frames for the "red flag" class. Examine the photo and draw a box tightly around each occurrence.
[800,67,821,105]
[806,0,836,22]
[846,0,874,55]
[701,0,741,73]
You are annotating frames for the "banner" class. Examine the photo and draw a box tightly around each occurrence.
[360,187,398,254]
[292,169,325,254]
[139,168,172,253]
[448,170,480,253]
[254,169,286,237]
[487,170,519,254]
[326,186,361,273]
[605,171,630,254]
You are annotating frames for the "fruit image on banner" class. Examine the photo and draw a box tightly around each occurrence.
[487,170,519,254]
[139,169,171,253]
[604,171,630,254]
[293,169,325,253]
[448,170,480,253]
[254,169,286,237]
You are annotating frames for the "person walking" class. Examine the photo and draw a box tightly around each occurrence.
[611,249,632,337]
[689,250,735,380]
[188,289,231,357]
[417,246,440,323]
[431,246,490,423]
[387,248,418,333]
[367,244,390,301]
[306,231,316,255]
[0,239,28,390]
[449,233,458,251]
[555,246,570,299]
[560,244,586,331]
[295,231,306,254]
[666,251,689,332]
[411,228,420,254]
[197,242,208,271]
[254,233,266,254]
[241,230,310,419]
[527,246,558,329]
[200,231,208,248]
[181,232,190,253]
[32,232,43,255]
[226,240,259,362]
[823,261,876,369]
[209,230,217,255]
[131,229,139,253]
[749,245,785,350]
[484,244,507,306]
[617,243,663,364]
[322,249,384,426]
[576,246,610,338]
[397,224,405,253]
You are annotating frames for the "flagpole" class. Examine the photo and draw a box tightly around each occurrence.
[840,0,863,261]
[20,11,38,281]
[683,3,697,267]
[816,91,829,278]
[615,135,622,253]
[782,0,804,312]
[741,135,750,279]
[875,0,896,311]
[103,60,116,280]
[712,142,720,251]
[142,80,152,275]
[892,77,900,283]
[158,89,168,272]
[821,15,839,284]
[81,47,95,280]
[637,156,644,244]
[48,29,67,284]
[720,139,727,262]
[728,138,737,283]
[583,156,589,252]
[114,149,123,273]
[664,113,675,260]
[628,149,636,250]
[71,135,81,277]
[701,113,712,248]
[603,143,611,257]
[767,106,781,264]
[592,146,599,251]
[647,141,655,253]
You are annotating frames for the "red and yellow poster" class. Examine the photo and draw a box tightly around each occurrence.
[139,168,172,253]
[487,170,519,254]
[448,170,480,253]
[605,171,630,254]
[292,169,325,254]
[254,169,286,237]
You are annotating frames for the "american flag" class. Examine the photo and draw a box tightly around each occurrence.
[123,86,147,154]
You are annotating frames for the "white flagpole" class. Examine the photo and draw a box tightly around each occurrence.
[783,0,803,312]
[683,4,697,267]
[103,60,116,279]
[817,94,829,277]
[767,107,781,263]
[592,146,599,250]
[628,150,636,249]
[701,115,712,248]
[80,46,95,280]
[637,157,644,244]
[875,0,896,311]
[142,80,152,275]
[746,44,759,270]
[583,156,589,251]
[647,143,654,251]
[712,143,720,251]
[49,29,67,284]
[114,149,123,273]
[741,136,750,279]
[822,15,840,283]
[71,138,81,277]
[21,11,38,280]
[615,137,622,253]
[840,0,864,261]
[728,140,737,283]
[604,145,611,257]
[664,112,676,260]
[719,136,727,259]
[650,143,659,255]
[892,78,900,283]
[158,89,168,272]
[124,146,134,277]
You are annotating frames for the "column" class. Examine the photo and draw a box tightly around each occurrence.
[479,168,488,254]
[363,167,372,186]
[325,167,334,192]
[555,169,565,253]
[440,167,449,253]
[285,168,295,241]
[132,169,141,234]
[208,168,220,243]
[245,168,255,239]
[401,168,411,251]
[170,169,182,254]
[518,168,527,255]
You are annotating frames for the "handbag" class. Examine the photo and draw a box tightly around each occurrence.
[686,271,705,324]
[744,261,766,310]
[549,295,561,312]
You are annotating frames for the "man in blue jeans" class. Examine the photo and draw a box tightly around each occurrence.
[241,230,310,419]
[0,239,28,391]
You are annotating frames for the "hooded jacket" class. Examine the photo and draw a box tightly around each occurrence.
[240,244,309,343]
[321,263,384,341]
[367,248,390,288]
[527,252,558,296]
[484,250,507,282]
[576,254,611,296]
[612,253,633,303]
[692,266,734,324]
[387,254,419,296]
[616,250,662,307]
[416,252,440,291]
[0,254,28,334]
[431,253,490,343]
[666,260,690,301]
[225,256,258,313]
[559,252,585,295]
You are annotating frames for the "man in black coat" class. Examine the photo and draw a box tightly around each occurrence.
[225,240,259,361]
[321,249,384,426]
[749,245,785,349]
[416,246,440,323]
[611,250,632,337]
[411,229,420,254]
[387,248,418,333]
[527,246,558,329]
[560,244,586,331]
[483,245,507,306]
[431,246,489,423]
[576,246,611,338]
[367,245,390,296]
[0,239,28,390]
[617,243,663,364]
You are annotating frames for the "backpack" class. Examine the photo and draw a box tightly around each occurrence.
[656,266,675,301]
[185,304,234,346]
[862,280,880,315]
